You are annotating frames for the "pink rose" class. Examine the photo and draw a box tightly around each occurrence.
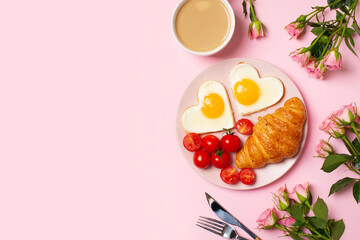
[323,50,342,71]
[290,48,311,66]
[288,182,309,203]
[256,208,277,229]
[315,140,333,158]
[331,103,358,125]
[278,215,296,228]
[274,210,296,233]
[319,115,345,138]
[273,186,290,211]
[304,58,316,75]
[285,22,304,39]
[312,64,326,80]
[248,21,266,40]
[305,60,326,79]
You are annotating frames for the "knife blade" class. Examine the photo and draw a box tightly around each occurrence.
[205,192,261,240]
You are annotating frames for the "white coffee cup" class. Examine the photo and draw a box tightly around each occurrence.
[171,0,235,56]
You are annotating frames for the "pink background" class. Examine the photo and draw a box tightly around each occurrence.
[0,0,359,239]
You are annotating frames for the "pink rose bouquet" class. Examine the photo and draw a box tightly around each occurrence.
[316,102,360,204]
[285,1,359,79]
[257,183,345,239]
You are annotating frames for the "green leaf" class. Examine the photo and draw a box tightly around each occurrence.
[329,177,357,196]
[353,181,360,203]
[310,40,333,58]
[308,217,327,229]
[308,22,322,27]
[336,10,344,20]
[352,20,360,36]
[328,0,346,9]
[242,0,247,17]
[313,197,328,222]
[332,219,345,240]
[321,154,353,172]
[345,0,356,8]
[345,36,358,56]
[352,138,360,152]
[292,221,304,227]
[328,219,335,228]
[340,5,350,14]
[354,156,360,171]
[311,27,325,36]
[290,204,305,222]
[289,231,304,240]
[346,27,355,37]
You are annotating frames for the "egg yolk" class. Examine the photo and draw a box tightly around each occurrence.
[234,79,260,105]
[201,93,225,119]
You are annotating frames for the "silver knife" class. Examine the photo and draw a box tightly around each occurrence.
[205,192,261,240]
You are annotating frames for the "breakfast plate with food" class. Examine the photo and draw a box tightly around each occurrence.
[176,58,308,190]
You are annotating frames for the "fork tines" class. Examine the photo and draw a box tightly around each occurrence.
[196,216,226,236]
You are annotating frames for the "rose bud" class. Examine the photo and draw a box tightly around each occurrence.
[331,103,358,126]
[256,208,277,229]
[288,182,310,203]
[290,47,312,66]
[272,186,290,211]
[315,140,333,158]
[248,20,266,40]
[323,50,342,71]
[285,22,305,39]
[319,116,345,138]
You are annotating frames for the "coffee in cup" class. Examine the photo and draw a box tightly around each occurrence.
[172,0,235,56]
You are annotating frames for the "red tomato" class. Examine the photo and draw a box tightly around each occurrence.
[202,135,221,153]
[183,133,202,152]
[239,168,256,185]
[220,166,239,184]
[211,150,231,169]
[221,129,241,152]
[193,150,211,168]
[236,119,253,135]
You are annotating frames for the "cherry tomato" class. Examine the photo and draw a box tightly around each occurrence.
[220,166,239,184]
[236,119,253,135]
[239,168,256,185]
[211,150,231,169]
[221,129,241,152]
[202,135,221,153]
[183,133,202,152]
[193,150,211,168]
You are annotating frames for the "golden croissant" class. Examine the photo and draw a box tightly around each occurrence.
[235,97,306,169]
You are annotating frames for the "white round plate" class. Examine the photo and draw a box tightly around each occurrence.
[176,58,308,190]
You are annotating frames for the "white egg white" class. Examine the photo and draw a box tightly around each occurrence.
[182,80,235,134]
[229,63,284,115]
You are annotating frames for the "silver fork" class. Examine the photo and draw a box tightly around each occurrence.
[196,216,249,240]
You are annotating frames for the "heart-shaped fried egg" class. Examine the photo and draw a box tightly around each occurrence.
[229,63,284,115]
[182,80,235,134]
